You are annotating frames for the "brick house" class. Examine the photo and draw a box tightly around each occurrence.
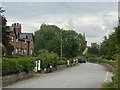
[8,23,34,55]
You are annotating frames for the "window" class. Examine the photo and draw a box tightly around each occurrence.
[30,49,32,54]
[24,49,26,53]
[21,49,23,55]
[25,40,27,44]
[19,51,20,54]
[19,49,21,54]
[16,48,18,54]
[12,36,14,41]
[16,39,18,42]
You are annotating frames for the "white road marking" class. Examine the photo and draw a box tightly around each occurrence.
[104,71,109,82]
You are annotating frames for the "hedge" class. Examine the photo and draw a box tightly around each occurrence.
[58,61,67,65]
[2,56,36,76]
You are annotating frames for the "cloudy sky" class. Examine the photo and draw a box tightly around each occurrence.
[1,1,119,46]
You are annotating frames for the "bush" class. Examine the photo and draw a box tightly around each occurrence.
[0,46,6,56]
[2,56,36,76]
[37,51,59,69]
[58,61,67,65]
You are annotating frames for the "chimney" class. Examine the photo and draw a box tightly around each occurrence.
[12,23,21,33]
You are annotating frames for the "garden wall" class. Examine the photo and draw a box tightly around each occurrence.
[2,71,33,85]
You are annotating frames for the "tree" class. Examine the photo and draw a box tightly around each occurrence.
[2,17,10,47]
[88,43,99,55]
[34,24,86,58]
[2,16,14,55]
[99,20,120,59]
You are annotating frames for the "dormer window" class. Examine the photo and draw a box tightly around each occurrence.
[12,36,14,41]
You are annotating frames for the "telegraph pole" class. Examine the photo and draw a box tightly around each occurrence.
[60,32,62,61]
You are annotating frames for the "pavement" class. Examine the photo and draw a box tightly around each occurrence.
[4,62,113,88]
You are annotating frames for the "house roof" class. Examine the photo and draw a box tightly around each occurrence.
[8,26,34,42]
[20,33,33,41]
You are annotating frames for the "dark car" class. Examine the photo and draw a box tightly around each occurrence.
[78,57,86,63]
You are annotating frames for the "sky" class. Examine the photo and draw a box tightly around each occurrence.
[0,1,119,46]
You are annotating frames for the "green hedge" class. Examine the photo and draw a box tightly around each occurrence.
[2,56,36,76]
[58,61,67,65]
[87,56,114,65]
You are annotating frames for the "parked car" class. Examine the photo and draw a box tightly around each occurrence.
[78,57,86,63]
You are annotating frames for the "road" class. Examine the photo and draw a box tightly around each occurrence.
[4,62,113,88]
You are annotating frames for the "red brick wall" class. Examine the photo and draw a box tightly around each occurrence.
[9,23,34,56]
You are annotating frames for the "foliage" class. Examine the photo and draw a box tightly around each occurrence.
[102,58,118,88]
[0,57,1,76]
[2,16,14,55]
[58,60,67,65]
[86,54,118,88]
[37,50,59,69]
[2,56,36,76]
[34,24,86,58]
[99,25,120,59]
[88,43,99,55]
[2,17,10,47]
[0,46,6,56]
[2,46,6,55]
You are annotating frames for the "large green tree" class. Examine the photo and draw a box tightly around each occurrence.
[34,24,86,58]
[99,20,120,59]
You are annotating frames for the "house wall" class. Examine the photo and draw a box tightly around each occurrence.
[9,23,34,56]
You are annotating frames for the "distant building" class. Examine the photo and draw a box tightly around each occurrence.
[7,23,34,55]
[83,33,87,48]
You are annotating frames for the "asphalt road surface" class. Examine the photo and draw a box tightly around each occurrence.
[5,62,113,88]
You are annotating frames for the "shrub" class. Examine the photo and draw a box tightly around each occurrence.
[0,46,6,56]
[37,51,59,69]
[2,56,36,76]
[58,61,67,65]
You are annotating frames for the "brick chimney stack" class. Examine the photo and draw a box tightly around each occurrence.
[12,23,21,33]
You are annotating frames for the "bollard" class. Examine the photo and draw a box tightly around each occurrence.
[38,60,41,71]
[49,63,53,72]
[73,59,75,66]
[44,68,46,72]
[76,59,78,63]
[34,61,38,72]
[67,60,70,67]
